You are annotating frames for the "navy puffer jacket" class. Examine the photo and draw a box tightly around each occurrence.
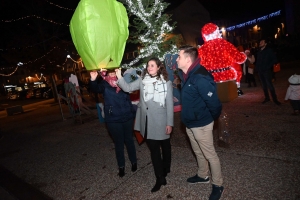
[178,64,222,128]
[90,80,135,123]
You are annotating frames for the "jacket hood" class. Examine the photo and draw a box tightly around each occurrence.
[288,74,300,84]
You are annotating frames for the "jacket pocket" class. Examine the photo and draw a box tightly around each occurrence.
[183,107,199,121]
[104,105,114,116]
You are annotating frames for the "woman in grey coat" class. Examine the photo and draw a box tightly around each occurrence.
[116,57,174,193]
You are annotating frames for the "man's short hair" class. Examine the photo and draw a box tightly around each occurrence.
[178,45,198,62]
[259,38,268,43]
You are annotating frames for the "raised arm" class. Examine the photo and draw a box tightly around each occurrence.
[115,69,141,92]
[89,71,105,93]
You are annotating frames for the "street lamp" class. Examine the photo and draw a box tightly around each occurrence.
[221,27,226,39]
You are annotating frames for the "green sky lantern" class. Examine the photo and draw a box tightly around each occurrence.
[70,0,129,70]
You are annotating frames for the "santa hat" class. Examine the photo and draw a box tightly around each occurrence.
[202,23,218,35]
[288,74,300,84]
[245,49,250,53]
[201,23,221,42]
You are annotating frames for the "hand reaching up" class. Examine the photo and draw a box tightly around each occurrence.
[115,68,122,79]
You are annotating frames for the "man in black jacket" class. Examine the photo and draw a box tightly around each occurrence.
[256,39,281,105]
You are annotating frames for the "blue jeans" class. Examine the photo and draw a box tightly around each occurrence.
[106,119,137,168]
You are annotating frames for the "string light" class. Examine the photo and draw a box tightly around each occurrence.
[121,0,177,69]
[1,1,177,73]
[35,73,45,80]
[0,49,81,76]
[0,66,19,77]
[0,48,56,76]
[226,10,281,31]
[0,36,57,51]
[20,47,57,66]
[67,55,83,64]
[0,57,80,77]
[44,0,75,11]
[1,15,69,26]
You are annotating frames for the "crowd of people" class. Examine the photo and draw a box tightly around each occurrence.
[88,25,299,200]
[89,49,224,199]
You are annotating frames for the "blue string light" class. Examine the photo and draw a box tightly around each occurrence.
[226,10,281,32]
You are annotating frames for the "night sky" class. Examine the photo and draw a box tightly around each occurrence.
[0,0,285,41]
[0,0,286,68]
[166,0,285,22]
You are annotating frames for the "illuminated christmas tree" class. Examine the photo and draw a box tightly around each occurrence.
[120,0,178,69]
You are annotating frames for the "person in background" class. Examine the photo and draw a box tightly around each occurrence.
[244,49,257,87]
[285,74,300,115]
[176,45,224,200]
[116,57,174,193]
[89,69,137,177]
[255,39,281,105]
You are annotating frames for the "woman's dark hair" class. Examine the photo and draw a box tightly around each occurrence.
[141,57,169,81]
[106,69,115,75]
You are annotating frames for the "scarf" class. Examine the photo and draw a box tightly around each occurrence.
[104,76,121,93]
[142,74,167,107]
[183,57,201,81]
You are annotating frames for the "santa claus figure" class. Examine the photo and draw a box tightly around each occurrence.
[198,23,246,94]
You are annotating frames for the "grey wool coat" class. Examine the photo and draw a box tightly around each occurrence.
[117,77,174,140]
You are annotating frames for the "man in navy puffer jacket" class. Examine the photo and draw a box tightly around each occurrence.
[176,45,224,200]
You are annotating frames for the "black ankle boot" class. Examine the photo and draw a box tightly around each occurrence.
[151,176,167,192]
[118,167,125,177]
[131,163,137,172]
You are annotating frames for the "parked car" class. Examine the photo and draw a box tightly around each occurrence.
[35,87,50,98]
[43,84,67,104]
[43,88,53,99]
[26,88,39,99]
[7,90,12,99]
[43,85,64,98]
[9,87,27,100]
[9,90,27,100]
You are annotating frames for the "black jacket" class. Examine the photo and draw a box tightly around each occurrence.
[256,47,277,72]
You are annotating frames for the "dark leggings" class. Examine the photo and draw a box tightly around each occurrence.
[290,100,300,111]
[145,117,171,178]
[146,139,171,178]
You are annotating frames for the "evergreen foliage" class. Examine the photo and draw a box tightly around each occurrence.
[119,0,180,69]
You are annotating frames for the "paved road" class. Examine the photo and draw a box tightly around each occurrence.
[0,96,52,111]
